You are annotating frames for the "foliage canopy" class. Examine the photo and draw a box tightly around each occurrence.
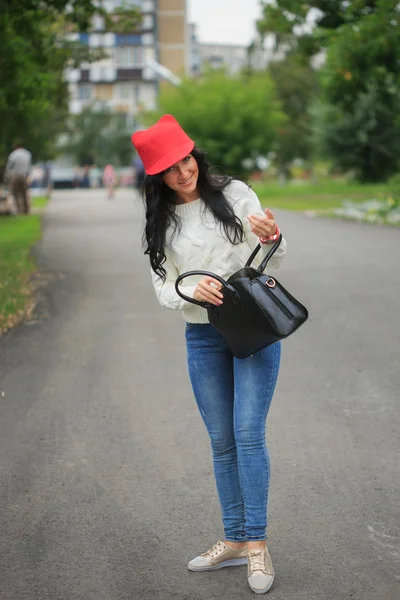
[0,1,141,173]
[145,70,285,178]
[61,107,133,168]
[257,0,400,181]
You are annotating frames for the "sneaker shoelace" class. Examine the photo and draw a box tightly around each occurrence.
[248,549,269,575]
[202,540,226,559]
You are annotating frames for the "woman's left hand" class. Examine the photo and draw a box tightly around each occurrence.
[247,208,277,238]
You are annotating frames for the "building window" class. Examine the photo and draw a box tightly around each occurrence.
[96,84,113,101]
[92,15,105,31]
[89,33,102,47]
[115,46,143,68]
[116,34,142,46]
[116,83,133,100]
[141,33,154,46]
[98,67,112,81]
[134,85,140,103]
[142,14,153,29]
[116,83,143,103]
[77,85,92,100]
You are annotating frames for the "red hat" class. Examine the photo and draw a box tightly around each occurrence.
[131,114,195,175]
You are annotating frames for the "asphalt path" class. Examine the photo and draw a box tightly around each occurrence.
[0,188,399,600]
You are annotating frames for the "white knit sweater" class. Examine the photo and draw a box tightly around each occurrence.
[151,180,287,324]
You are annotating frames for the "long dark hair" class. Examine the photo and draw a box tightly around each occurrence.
[143,147,245,280]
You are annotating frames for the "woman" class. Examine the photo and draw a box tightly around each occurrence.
[132,115,287,595]
[102,164,118,199]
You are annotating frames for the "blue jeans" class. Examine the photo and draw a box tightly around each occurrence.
[185,323,281,542]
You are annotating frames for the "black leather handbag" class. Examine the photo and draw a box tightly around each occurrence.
[175,235,308,359]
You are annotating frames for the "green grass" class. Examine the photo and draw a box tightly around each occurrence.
[252,180,387,211]
[31,195,49,209]
[0,196,48,332]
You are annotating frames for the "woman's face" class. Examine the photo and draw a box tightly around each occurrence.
[162,154,199,202]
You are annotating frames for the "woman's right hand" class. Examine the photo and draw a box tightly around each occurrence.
[193,276,224,306]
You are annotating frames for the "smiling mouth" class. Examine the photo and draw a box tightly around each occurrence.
[179,176,193,186]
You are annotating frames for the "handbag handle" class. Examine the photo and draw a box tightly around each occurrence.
[245,233,283,272]
[175,270,239,308]
[175,234,283,308]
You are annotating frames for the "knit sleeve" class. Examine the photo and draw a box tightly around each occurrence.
[232,184,287,270]
[151,247,197,311]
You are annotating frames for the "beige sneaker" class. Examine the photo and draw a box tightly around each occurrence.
[247,545,274,594]
[188,540,248,571]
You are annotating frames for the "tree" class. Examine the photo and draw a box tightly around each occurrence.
[61,107,133,168]
[257,1,400,182]
[0,9,67,171]
[257,0,354,60]
[145,69,285,178]
[256,1,328,61]
[318,0,400,181]
[267,55,320,176]
[0,1,141,175]
[312,86,400,182]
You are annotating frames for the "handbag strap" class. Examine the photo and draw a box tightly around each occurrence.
[245,233,283,272]
[175,235,283,306]
[175,270,238,308]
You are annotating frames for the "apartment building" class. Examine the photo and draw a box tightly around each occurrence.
[188,23,201,74]
[64,0,189,116]
[198,42,270,75]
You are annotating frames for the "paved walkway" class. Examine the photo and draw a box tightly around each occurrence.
[0,188,399,599]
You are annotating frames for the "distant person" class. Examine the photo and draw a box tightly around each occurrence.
[73,167,81,188]
[133,153,145,191]
[102,164,118,200]
[80,165,91,189]
[90,165,101,188]
[5,143,32,214]
[41,161,52,197]
[132,115,287,595]
[29,165,44,196]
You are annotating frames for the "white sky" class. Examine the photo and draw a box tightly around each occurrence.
[187,0,263,46]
